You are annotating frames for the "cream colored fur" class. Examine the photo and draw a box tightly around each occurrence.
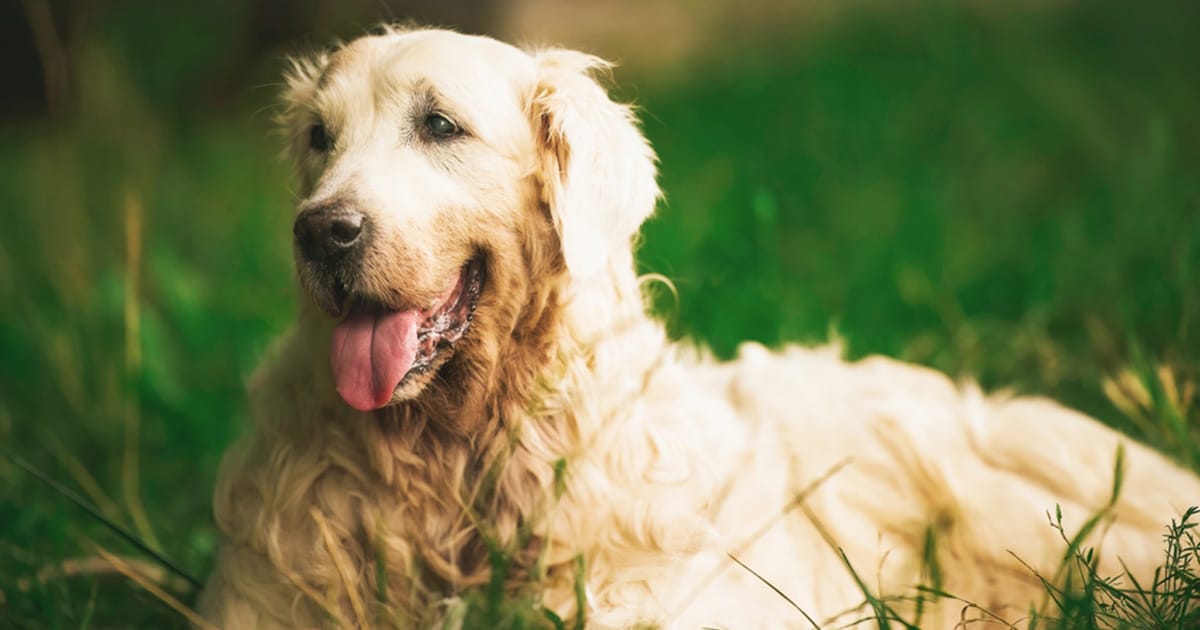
[200,27,1200,629]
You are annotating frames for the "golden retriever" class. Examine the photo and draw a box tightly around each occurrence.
[200,26,1200,628]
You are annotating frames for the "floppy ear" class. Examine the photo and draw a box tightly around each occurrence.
[530,50,661,279]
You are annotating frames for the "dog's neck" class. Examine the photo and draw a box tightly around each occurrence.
[226,245,675,609]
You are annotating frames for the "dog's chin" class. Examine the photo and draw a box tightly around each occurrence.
[301,257,486,412]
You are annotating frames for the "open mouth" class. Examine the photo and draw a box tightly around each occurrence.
[329,258,484,411]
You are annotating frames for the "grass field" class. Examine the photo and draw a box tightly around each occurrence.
[2,1,1198,627]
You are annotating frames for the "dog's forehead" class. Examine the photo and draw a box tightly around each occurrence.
[375,30,531,78]
[328,30,534,117]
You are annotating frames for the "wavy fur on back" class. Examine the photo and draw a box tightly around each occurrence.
[200,27,1200,629]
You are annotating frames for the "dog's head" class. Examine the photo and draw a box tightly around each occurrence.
[279,27,658,412]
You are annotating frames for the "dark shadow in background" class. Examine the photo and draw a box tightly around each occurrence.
[4,0,500,120]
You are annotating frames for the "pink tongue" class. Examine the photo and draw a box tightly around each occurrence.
[331,307,421,411]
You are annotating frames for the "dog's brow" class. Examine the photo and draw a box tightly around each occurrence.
[412,81,444,112]
[409,80,471,136]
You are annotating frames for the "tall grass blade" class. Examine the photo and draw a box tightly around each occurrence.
[122,190,160,552]
[2,451,202,590]
[93,545,216,630]
[572,553,588,630]
[45,433,126,525]
[311,507,370,629]
[726,552,820,629]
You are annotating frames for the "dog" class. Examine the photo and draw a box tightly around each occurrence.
[200,26,1200,628]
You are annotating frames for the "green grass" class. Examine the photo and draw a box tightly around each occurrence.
[2,1,1198,627]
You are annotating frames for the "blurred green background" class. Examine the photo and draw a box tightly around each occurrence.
[2,0,1198,626]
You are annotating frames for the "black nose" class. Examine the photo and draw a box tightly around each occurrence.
[294,205,366,263]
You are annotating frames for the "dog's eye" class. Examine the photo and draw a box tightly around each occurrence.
[424,113,461,139]
[309,123,331,152]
